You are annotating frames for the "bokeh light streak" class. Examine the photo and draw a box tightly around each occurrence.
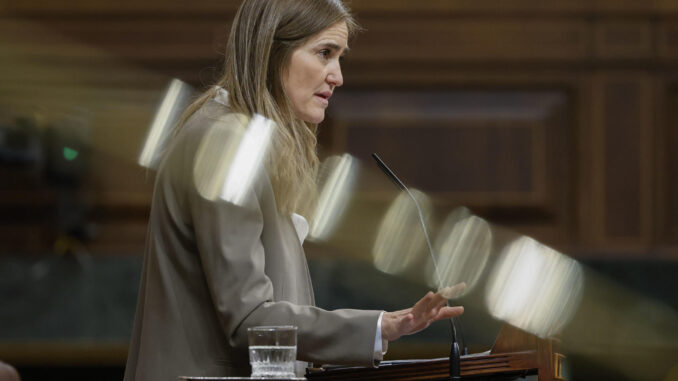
[193,113,249,201]
[220,114,275,206]
[485,236,584,338]
[138,78,193,169]
[372,189,432,276]
[428,211,492,295]
[309,154,359,242]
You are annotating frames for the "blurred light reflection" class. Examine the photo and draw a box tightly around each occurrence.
[138,79,193,169]
[220,115,274,205]
[559,269,678,381]
[428,209,492,295]
[372,189,431,275]
[193,113,274,207]
[308,154,359,242]
[485,236,584,338]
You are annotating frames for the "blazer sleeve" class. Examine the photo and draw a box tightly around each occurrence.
[189,184,382,367]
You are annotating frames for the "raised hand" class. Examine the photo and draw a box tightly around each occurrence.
[381,282,465,342]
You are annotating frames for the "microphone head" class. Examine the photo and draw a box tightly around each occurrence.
[372,153,407,191]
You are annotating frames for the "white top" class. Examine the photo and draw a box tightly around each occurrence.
[215,86,229,106]
[290,213,310,244]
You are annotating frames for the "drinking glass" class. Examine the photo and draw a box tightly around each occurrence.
[247,326,297,379]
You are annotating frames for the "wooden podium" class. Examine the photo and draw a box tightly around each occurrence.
[306,324,565,381]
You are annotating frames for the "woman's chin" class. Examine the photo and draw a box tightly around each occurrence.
[301,112,325,124]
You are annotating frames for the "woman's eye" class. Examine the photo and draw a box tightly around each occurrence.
[319,49,331,59]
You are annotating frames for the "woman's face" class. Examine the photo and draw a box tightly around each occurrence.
[283,21,348,124]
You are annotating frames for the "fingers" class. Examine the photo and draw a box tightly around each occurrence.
[426,282,466,312]
[412,286,466,325]
[389,305,464,340]
[412,291,435,316]
[429,289,450,309]
[416,289,452,318]
[433,306,464,321]
[412,286,462,321]
[438,282,467,300]
[384,286,466,342]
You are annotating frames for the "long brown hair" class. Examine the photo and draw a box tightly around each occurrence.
[179,0,359,214]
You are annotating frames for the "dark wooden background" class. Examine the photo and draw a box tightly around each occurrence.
[1,1,678,378]
[2,0,677,259]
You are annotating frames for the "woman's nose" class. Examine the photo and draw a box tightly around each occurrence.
[327,63,343,88]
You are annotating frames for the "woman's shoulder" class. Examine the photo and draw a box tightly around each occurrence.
[156,92,242,181]
[179,99,249,145]
[175,100,273,205]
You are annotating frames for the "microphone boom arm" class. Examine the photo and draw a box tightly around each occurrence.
[371,153,461,380]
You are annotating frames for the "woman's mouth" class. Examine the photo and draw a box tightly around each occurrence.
[314,92,332,106]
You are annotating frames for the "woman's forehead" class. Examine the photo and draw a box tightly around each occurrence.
[308,22,349,48]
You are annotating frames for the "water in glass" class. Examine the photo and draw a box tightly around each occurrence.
[249,345,296,378]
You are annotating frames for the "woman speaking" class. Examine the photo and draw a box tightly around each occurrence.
[124,0,463,379]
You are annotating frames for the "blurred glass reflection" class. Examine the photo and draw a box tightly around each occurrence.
[372,189,431,276]
[139,79,193,169]
[485,236,584,338]
[193,113,274,206]
[308,154,359,242]
[560,268,678,381]
[427,208,492,295]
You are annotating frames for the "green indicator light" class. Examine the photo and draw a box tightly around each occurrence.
[63,147,79,161]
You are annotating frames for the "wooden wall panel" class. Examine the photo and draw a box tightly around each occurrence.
[658,20,678,60]
[327,89,572,245]
[351,0,678,14]
[603,80,643,238]
[350,19,590,63]
[587,74,654,251]
[1,0,240,14]
[661,87,678,245]
[0,0,677,258]
[594,21,653,60]
[5,0,678,15]
[22,19,228,62]
[344,123,536,194]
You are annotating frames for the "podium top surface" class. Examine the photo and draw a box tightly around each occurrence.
[179,377,306,380]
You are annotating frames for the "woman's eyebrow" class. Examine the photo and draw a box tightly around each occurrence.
[318,42,350,53]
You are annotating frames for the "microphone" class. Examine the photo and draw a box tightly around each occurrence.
[371,153,462,381]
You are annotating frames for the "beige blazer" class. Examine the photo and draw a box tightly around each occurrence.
[123,99,381,381]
